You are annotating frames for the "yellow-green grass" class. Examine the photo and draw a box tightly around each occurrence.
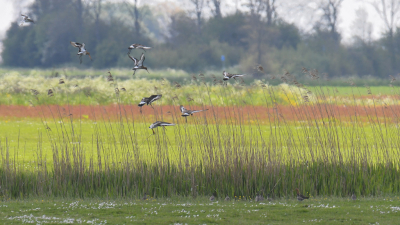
[2,118,400,169]
[1,197,400,224]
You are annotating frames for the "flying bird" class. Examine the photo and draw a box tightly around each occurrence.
[180,105,208,117]
[149,121,175,134]
[20,14,34,26]
[70,41,92,64]
[138,95,162,110]
[128,53,149,75]
[223,71,246,81]
[128,44,151,54]
[295,188,309,201]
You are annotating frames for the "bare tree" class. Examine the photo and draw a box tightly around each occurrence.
[209,0,222,18]
[91,0,103,43]
[244,0,277,24]
[265,0,277,25]
[319,0,343,41]
[243,0,278,64]
[74,0,84,31]
[369,0,400,72]
[190,0,205,34]
[370,0,400,38]
[351,7,373,44]
[124,0,141,36]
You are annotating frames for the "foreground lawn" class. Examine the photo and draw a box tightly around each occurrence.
[1,197,399,224]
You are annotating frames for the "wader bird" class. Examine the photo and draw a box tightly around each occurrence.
[128,53,149,75]
[180,105,208,117]
[128,44,151,54]
[149,121,175,134]
[222,71,246,81]
[20,14,34,26]
[138,95,162,112]
[295,188,309,201]
[70,42,92,64]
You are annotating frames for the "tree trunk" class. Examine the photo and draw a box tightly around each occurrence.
[76,0,83,31]
[134,0,140,36]
[213,0,222,18]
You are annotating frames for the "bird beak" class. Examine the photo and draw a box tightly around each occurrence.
[88,54,92,61]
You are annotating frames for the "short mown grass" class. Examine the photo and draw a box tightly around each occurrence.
[1,197,400,224]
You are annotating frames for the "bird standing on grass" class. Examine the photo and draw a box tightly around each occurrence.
[210,191,217,201]
[128,53,149,75]
[351,193,356,200]
[180,105,208,117]
[20,14,34,26]
[141,192,147,200]
[149,121,175,134]
[222,71,246,81]
[255,192,264,202]
[70,42,92,64]
[295,188,309,201]
[128,44,151,54]
[225,195,230,201]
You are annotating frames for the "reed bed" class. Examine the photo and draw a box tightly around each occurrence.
[1,70,400,200]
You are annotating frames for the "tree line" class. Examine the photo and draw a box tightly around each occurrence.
[2,0,400,78]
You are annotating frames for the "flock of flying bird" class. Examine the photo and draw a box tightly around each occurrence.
[21,14,351,202]
[19,13,246,135]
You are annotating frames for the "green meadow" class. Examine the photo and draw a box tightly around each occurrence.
[1,197,400,224]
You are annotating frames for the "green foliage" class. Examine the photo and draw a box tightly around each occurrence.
[3,0,400,77]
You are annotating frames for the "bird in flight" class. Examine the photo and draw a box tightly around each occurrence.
[223,71,246,81]
[128,44,151,54]
[128,53,149,75]
[149,121,175,134]
[20,14,34,26]
[138,95,162,111]
[295,188,309,201]
[180,105,208,117]
[70,42,92,64]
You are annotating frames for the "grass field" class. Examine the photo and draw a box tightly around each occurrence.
[1,197,399,224]
[1,68,400,224]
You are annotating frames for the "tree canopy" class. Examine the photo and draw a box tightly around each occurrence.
[2,0,400,78]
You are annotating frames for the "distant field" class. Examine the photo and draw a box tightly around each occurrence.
[1,197,399,224]
[1,68,400,201]
[1,71,400,106]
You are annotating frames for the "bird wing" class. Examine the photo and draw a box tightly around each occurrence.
[128,54,138,64]
[158,122,175,126]
[148,95,161,104]
[21,14,28,19]
[180,105,186,113]
[138,97,148,106]
[138,53,145,66]
[232,74,245,78]
[141,46,151,50]
[190,109,208,114]
[70,42,82,48]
